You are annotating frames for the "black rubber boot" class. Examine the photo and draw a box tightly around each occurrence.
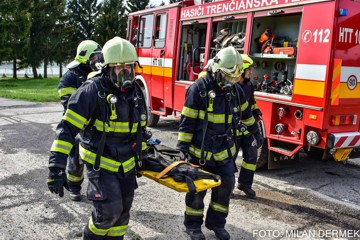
[206,226,230,240]
[69,191,81,201]
[237,184,256,198]
[185,228,206,240]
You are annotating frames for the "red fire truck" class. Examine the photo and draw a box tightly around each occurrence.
[128,0,360,168]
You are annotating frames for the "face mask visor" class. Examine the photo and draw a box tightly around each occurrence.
[109,63,135,87]
[89,52,103,71]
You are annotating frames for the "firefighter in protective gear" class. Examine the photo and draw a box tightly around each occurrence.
[177,46,259,240]
[236,54,263,198]
[57,40,103,201]
[58,40,102,112]
[48,37,148,240]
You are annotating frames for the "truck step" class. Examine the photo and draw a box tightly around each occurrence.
[269,145,302,157]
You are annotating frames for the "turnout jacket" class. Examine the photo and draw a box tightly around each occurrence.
[239,78,262,118]
[177,74,258,166]
[237,78,262,137]
[57,65,90,113]
[49,76,148,175]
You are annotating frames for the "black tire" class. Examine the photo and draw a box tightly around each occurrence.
[137,81,160,127]
[303,147,323,159]
[256,121,268,169]
[147,113,160,127]
[256,138,268,169]
[349,148,360,159]
[303,147,333,161]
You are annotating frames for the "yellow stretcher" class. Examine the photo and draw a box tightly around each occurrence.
[138,161,222,193]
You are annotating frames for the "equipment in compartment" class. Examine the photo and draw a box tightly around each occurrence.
[180,24,207,81]
[213,28,246,49]
[273,47,295,56]
[261,73,276,93]
[250,13,300,96]
[274,61,286,71]
[256,27,275,53]
[254,60,293,95]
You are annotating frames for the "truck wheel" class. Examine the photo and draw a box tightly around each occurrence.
[256,138,268,169]
[349,148,360,159]
[304,148,333,161]
[137,81,160,127]
[147,113,160,127]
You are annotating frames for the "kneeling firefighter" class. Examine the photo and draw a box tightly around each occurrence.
[47,37,148,239]
[236,54,263,198]
[177,46,260,240]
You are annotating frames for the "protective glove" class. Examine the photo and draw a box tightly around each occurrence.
[47,167,68,197]
[252,131,263,149]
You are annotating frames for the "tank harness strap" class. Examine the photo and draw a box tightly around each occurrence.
[232,85,244,161]
[135,118,143,168]
[93,78,109,171]
[195,78,209,166]
[133,82,147,168]
[224,90,235,159]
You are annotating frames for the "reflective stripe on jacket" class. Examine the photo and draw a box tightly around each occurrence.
[237,80,262,137]
[49,76,148,173]
[177,75,257,166]
[57,67,88,112]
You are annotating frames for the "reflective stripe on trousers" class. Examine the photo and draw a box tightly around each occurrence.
[184,175,235,229]
[83,169,136,239]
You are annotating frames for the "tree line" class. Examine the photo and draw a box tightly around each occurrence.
[0,0,177,79]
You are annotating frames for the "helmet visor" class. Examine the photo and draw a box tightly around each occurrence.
[222,64,241,78]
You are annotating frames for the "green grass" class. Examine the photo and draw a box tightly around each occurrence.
[0,77,60,102]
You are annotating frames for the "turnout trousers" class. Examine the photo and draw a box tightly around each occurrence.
[83,165,136,240]
[66,135,84,193]
[184,163,235,230]
[238,135,258,187]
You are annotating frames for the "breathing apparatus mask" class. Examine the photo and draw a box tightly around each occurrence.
[109,62,135,92]
[101,37,139,92]
[213,62,242,91]
[89,52,103,71]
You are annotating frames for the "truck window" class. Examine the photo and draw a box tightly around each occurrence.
[178,23,207,81]
[154,14,167,48]
[128,16,139,47]
[138,14,154,48]
[250,13,301,97]
[127,19,131,41]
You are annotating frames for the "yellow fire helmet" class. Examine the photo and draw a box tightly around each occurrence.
[240,54,254,73]
[101,37,138,88]
[102,37,138,67]
[66,40,101,69]
[211,46,243,78]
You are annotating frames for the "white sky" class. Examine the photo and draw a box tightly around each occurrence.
[102,0,170,7]
[148,0,170,6]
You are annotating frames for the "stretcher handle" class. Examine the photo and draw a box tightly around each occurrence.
[155,161,199,181]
